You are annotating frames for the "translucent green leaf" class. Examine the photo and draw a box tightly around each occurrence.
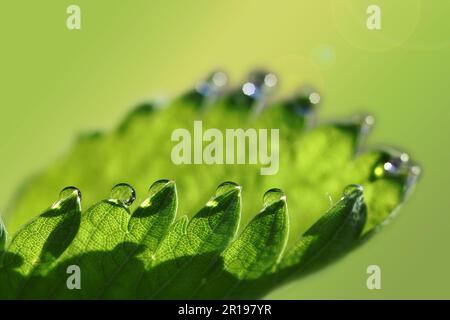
[0,71,420,299]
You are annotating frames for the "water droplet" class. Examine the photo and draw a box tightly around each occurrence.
[286,86,321,116]
[52,186,81,209]
[374,152,410,178]
[371,150,422,192]
[59,186,82,202]
[410,165,421,176]
[215,181,241,197]
[195,71,229,97]
[241,71,278,99]
[148,179,174,196]
[343,184,363,197]
[355,114,375,136]
[263,188,286,207]
[110,183,136,206]
[309,92,321,104]
[140,180,175,207]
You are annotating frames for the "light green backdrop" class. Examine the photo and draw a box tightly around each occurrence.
[0,0,449,299]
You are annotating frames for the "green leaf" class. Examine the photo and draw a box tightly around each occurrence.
[138,181,241,299]
[5,75,418,244]
[0,179,413,299]
[0,189,81,299]
[278,185,367,277]
[0,71,420,299]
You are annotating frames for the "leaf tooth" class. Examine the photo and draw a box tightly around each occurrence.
[277,184,367,279]
[143,182,242,299]
[194,188,288,299]
[225,191,288,279]
[332,113,375,155]
[1,188,82,297]
[129,179,177,254]
[117,102,157,133]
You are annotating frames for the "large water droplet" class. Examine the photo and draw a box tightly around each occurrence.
[140,180,174,208]
[59,186,82,202]
[263,188,286,207]
[110,183,136,206]
[205,182,240,208]
[373,152,411,179]
[52,186,81,209]
[343,184,363,197]
[149,179,174,196]
[215,181,241,197]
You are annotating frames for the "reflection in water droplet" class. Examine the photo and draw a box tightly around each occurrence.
[110,183,136,206]
[52,186,81,209]
[263,188,286,207]
[343,184,363,197]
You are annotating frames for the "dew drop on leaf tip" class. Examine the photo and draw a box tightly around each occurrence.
[263,188,286,207]
[59,186,82,201]
[214,181,241,197]
[373,152,419,179]
[343,184,364,198]
[52,186,82,209]
[110,183,136,206]
[148,179,174,196]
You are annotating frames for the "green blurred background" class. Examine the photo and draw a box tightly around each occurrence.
[0,0,449,298]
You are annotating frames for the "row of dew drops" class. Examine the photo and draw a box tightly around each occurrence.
[194,70,421,180]
[55,181,289,211]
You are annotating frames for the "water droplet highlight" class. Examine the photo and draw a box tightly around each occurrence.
[263,188,286,207]
[215,181,241,197]
[110,183,136,206]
